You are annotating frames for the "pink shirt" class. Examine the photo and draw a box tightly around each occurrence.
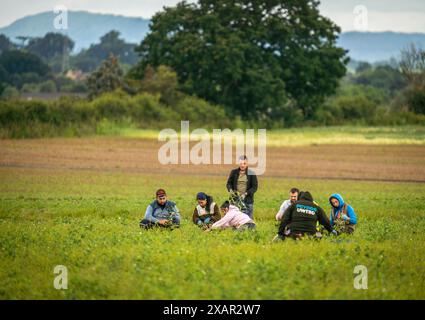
[211,205,254,229]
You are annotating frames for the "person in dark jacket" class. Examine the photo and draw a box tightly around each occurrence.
[192,192,221,228]
[226,155,258,218]
[275,191,337,240]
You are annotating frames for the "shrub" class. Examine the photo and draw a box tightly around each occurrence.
[173,95,228,127]
[405,86,425,115]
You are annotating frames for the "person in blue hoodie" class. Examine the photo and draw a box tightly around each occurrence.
[140,189,181,229]
[329,193,357,234]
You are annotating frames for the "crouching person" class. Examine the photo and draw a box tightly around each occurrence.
[329,193,357,234]
[140,189,180,229]
[274,191,336,241]
[193,192,221,228]
[276,187,299,221]
[209,201,256,231]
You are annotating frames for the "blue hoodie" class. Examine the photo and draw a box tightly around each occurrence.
[329,193,357,225]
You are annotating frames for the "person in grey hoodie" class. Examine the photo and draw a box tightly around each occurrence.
[139,189,181,229]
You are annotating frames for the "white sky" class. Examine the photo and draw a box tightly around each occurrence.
[0,0,424,32]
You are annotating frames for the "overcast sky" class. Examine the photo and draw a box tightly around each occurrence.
[0,0,424,32]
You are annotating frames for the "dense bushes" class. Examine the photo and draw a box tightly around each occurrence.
[0,91,230,138]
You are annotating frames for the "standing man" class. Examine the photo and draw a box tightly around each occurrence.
[140,189,181,229]
[226,155,258,218]
[275,187,300,221]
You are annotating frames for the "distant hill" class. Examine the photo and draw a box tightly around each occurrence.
[0,11,150,52]
[1,11,425,62]
[338,31,425,62]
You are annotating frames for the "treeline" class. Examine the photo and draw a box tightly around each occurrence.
[1,0,425,138]
[0,90,230,138]
[0,30,137,98]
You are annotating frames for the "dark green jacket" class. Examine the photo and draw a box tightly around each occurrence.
[226,168,258,204]
[278,191,332,236]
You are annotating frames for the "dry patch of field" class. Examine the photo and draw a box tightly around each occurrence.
[1,137,424,182]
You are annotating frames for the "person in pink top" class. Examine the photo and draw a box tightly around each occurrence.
[209,201,256,231]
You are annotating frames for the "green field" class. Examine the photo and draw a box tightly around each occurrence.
[1,166,424,299]
[118,125,425,146]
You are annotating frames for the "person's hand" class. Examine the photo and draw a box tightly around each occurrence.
[241,193,246,200]
[158,219,168,226]
[342,214,349,221]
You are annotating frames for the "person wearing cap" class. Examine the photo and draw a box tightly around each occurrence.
[139,189,181,229]
[226,155,258,219]
[329,193,357,234]
[192,192,221,228]
[208,201,256,231]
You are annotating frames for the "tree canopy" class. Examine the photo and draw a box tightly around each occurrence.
[26,32,75,61]
[73,31,139,72]
[86,54,124,98]
[133,0,348,120]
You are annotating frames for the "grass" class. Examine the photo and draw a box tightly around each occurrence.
[0,168,424,299]
[119,125,425,146]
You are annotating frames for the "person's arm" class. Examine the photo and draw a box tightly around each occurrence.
[173,205,181,224]
[276,201,288,221]
[278,204,293,236]
[317,207,333,233]
[329,209,334,226]
[193,207,200,224]
[246,172,258,196]
[226,170,235,192]
[144,205,159,224]
[212,204,221,222]
[211,210,234,229]
[345,205,357,225]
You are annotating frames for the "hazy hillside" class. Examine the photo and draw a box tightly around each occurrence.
[338,31,425,62]
[1,11,424,62]
[0,11,150,51]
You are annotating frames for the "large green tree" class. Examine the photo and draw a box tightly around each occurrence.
[132,0,348,119]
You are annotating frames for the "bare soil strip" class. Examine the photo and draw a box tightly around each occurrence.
[1,138,424,182]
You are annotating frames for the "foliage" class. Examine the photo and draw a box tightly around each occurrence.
[132,0,348,120]
[87,55,124,98]
[72,31,139,72]
[351,65,406,97]
[0,34,16,54]
[138,65,180,106]
[0,168,424,299]
[399,44,425,115]
[0,90,229,138]
[25,32,75,61]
